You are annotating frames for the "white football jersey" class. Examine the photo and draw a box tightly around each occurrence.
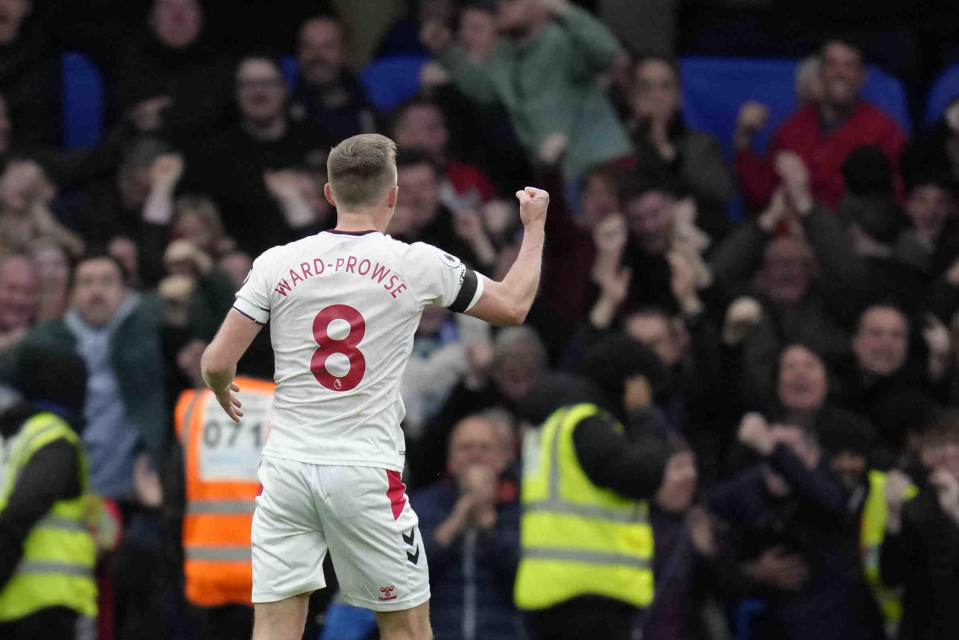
[233,230,483,471]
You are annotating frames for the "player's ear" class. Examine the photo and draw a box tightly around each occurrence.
[386,184,399,208]
[324,183,337,207]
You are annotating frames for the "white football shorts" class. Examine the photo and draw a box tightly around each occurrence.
[251,455,430,611]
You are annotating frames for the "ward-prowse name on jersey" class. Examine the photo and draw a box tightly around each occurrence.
[271,254,409,301]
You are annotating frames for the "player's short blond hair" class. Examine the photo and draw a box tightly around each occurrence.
[326,134,398,210]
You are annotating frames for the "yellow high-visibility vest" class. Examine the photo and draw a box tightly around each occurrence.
[0,413,96,621]
[514,403,654,610]
[860,469,916,631]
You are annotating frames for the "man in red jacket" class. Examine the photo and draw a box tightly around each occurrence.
[734,39,906,212]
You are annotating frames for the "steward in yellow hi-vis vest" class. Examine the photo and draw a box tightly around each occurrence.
[515,335,669,640]
[0,346,96,640]
[860,470,916,635]
[175,377,275,609]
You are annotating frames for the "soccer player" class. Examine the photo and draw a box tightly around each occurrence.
[200,133,548,640]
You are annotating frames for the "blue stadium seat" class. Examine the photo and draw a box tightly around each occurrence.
[358,55,431,113]
[679,56,912,160]
[924,62,959,126]
[281,56,299,91]
[61,52,104,149]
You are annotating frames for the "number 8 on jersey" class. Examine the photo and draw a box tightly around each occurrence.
[311,304,366,392]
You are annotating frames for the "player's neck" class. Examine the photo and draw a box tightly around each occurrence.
[334,212,385,234]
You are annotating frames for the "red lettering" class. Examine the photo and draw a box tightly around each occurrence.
[345,256,357,273]
[335,258,344,271]
[274,279,292,297]
[371,263,391,283]
[357,258,371,276]
[386,274,399,291]
[313,258,325,275]
[290,269,303,286]
[300,262,313,278]
[391,283,408,299]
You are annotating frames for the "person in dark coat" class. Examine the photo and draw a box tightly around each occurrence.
[881,412,959,640]
[709,414,884,640]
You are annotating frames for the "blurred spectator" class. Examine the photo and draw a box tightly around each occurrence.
[391,97,496,212]
[0,159,83,256]
[422,0,632,185]
[894,173,959,280]
[816,416,912,637]
[113,0,234,143]
[392,149,493,269]
[54,137,170,254]
[641,444,735,640]
[0,345,95,640]
[795,55,824,108]
[901,97,959,188]
[410,326,547,487]
[835,305,938,457]
[0,0,62,147]
[881,413,959,640]
[217,250,253,290]
[710,415,883,640]
[515,334,669,640]
[183,55,330,255]
[292,15,375,144]
[711,176,859,404]
[0,254,35,351]
[539,163,622,323]
[612,176,721,314]
[626,57,733,211]
[376,0,452,58]
[26,238,71,323]
[414,414,523,640]
[402,307,490,438]
[13,253,169,498]
[457,1,499,64]
[770,345,876,449]
[734,39,906,211]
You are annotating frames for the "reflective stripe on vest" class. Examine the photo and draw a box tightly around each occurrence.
[177,378,273,608]
[185,500,257,515]
[0,414,96,621]
[184,546,251,562]
[515,404,654,611]
[17,561,94,577]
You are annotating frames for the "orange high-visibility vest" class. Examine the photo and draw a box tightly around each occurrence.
[175,377,275,608]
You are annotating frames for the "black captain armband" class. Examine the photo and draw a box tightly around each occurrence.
[448,270,480,313]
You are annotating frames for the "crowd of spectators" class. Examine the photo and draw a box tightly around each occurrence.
[2,0,959,639]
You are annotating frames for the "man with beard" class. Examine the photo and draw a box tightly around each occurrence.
[183,56,330,255]
[291,16,375,144]
[420,0,631,185]
[734,39,906,212]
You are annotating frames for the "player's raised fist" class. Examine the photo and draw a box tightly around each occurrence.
[516,186,549,227]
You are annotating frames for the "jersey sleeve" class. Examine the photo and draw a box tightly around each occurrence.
[233,251,274,324]
[406,242,484,312]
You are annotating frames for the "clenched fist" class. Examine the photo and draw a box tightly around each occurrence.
[515,186,549,227]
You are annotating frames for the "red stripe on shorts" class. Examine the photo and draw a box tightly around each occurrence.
[386,470,406,520]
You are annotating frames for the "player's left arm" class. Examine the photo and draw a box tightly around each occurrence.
[201,309,263,422]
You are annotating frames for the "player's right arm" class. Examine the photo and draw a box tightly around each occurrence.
[202,249,273,421]
[466,187,548,326]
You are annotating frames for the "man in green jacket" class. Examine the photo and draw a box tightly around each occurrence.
[421,0,632,186]
[3,253,169,502]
